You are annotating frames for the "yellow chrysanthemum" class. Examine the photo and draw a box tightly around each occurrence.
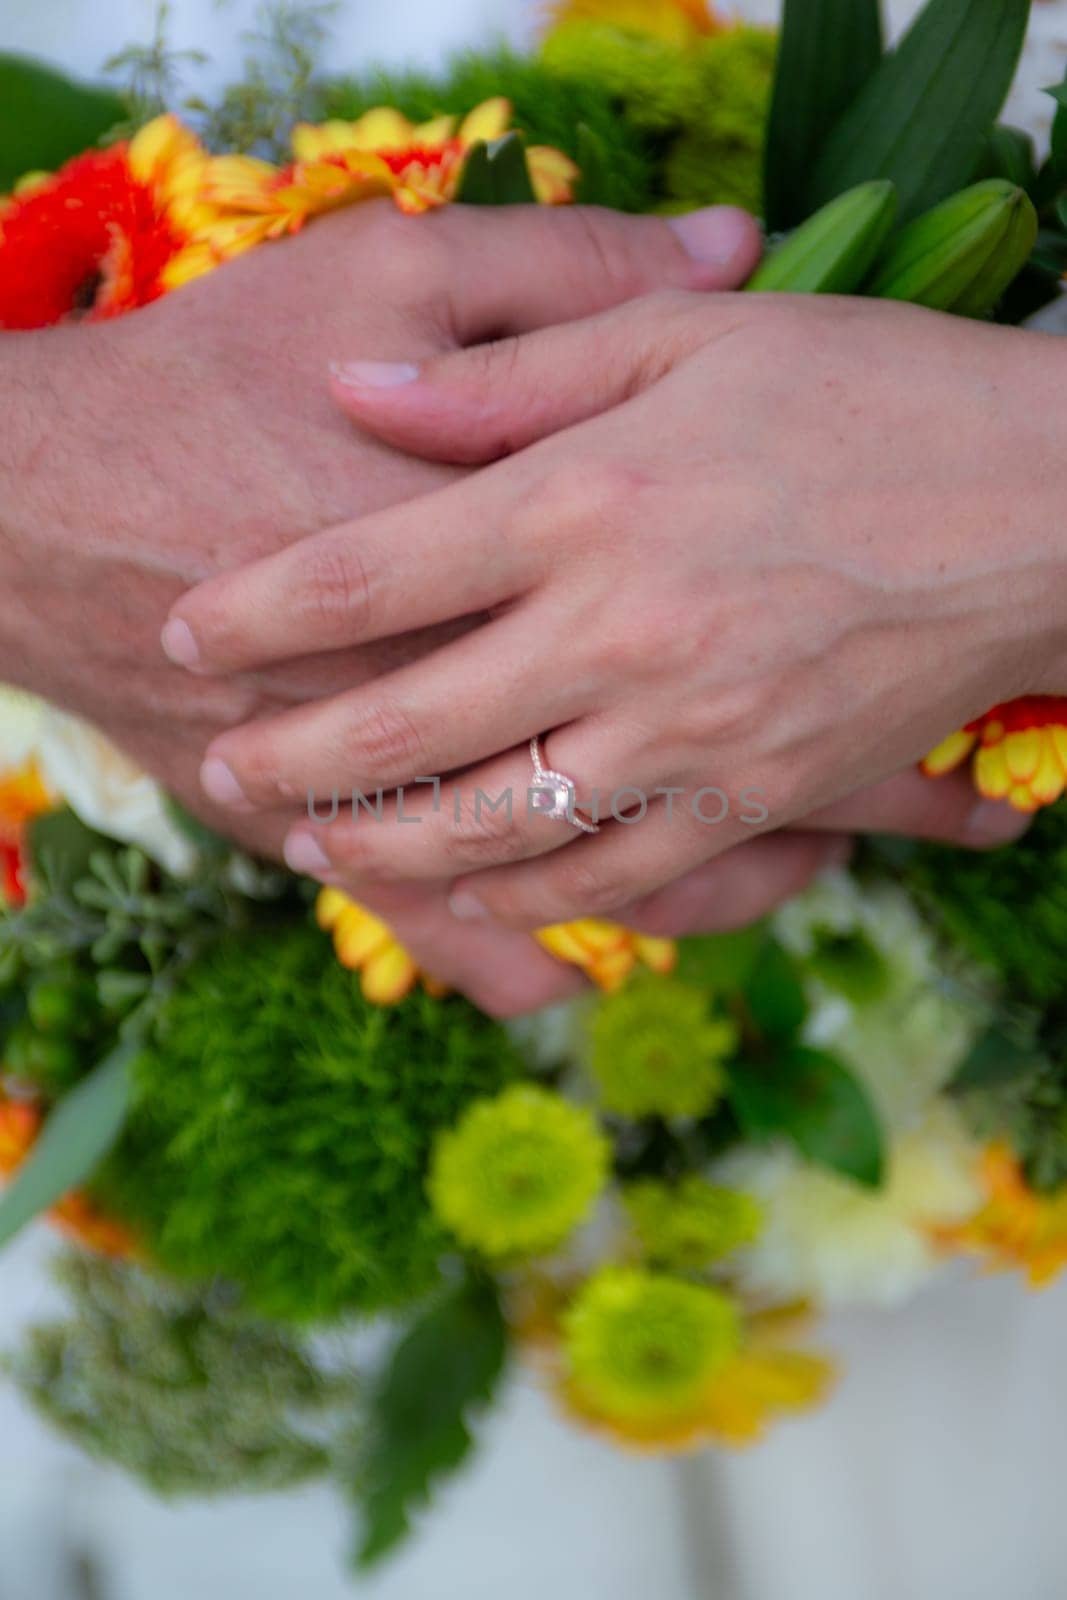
[543,0,725,47]
[922,697,1067,814]
[315,887,447,1005]
[427,1084,609,1258]
[535,918,675,992]
[933,1143,1067,1287]
[585,974,736,1118]
[623,1175,762,1269]
[562,1267,740,1425]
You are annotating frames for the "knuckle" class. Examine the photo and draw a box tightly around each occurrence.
[557,856,631,920]
[299,539,374,639]
[445,795,528,867]
[342,699,427,779]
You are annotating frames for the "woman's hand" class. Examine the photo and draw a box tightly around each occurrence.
[165,292,1059,928]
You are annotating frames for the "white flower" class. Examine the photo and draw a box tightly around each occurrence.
[774,868,989,1132]
[0,687,195,877]
[714,1101,983,1310]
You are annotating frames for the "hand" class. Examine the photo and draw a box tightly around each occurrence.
[0,199,759,1009]
[166,293,1053,930]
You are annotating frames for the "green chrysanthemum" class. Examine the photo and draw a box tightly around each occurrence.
[624,1176,763,1270]
[663,28,777,214]
[562,1267,740,1423]
[427,1085,609,1259]
[586,976,737,1119]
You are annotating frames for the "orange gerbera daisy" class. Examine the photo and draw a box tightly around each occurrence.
[0,115,216,329]
[543,0,725,46]
[922,696,1067,814]
[196,100,577,236]
[0,1095,136,1259]
[535,918,676,992]
[933,1143,1067,1287]
[0,762,51,906]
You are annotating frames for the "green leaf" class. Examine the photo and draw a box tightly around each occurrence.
[742,938,808,1043]
[1044,75,1067,187]
[0,1036,135,1250]
[806,928,890,1005]
[574,122,611,206]
[353,1277,508,1567]
[807,0,1031,225]
[729,1044,886,1187]
[455,133,537,206]
[949,1024,1045,1092]
[675,923,767,994]
[0,54,125,189]
[981,124,1037,191]
[27,809,113,894]
[764,0,883,229]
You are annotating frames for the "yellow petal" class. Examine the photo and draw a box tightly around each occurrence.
[633,935,677,975]
[920,728,977,778]
[347,107,419,149]
[974,743,1012,800]
[128,113,202,186]
[291,119,361,162]
[536,923,596,964]
[529,146,580,205]
[414,113,459,146]
[361,944,419,1005]
[332,906,392,969]
[1003,728,1042,783]
[315,886,351,931]
[458,98,512,145]
[1028,737,1066,806]
[588,950,638,991]
[1008,784,1041,814]
[1050,725,1067,773]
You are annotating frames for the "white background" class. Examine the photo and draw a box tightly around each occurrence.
[3,2,1067,1596]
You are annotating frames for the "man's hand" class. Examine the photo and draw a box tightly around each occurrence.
[0,198,759,1013]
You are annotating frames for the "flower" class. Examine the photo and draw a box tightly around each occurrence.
[559,1267,741,1443]
[714,1102,983,1309]
[543,0,725,48]
[315,888,448,1005]
[536,919,676,992]
[773,869,987,1132]
[584,974,736,1118]
[933,1144,1067,1287]
[0,1096,136,1259]
[427,1084,609,1258]
[0,761,51,906]
[922,697,1067,813]
[0,688,196,879]
[623,1175,762,1269]
[196,100,577,238]
[0,115,218,329]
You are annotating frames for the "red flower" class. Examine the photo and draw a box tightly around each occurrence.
[0,145,187,329]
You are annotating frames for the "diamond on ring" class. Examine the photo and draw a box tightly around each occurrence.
[529,737,600,834]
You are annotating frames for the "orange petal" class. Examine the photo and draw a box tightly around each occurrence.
[332,906,392,968]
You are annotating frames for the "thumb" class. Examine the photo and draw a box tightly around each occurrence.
[329,286,729,464]
[429,201,761,344]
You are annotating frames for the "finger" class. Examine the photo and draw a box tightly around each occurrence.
[162,450,530,675]
[802,768,1031,849]
[447,795,757,931]
[619,834,854,939]
[195,607,595,812]
[352,881,587,1019]
[329,289,746,465]
[282,740,596,885]
[430,202,761,344]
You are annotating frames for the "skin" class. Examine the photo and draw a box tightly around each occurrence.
[5,196,806,1013]
[166,290,1045,936]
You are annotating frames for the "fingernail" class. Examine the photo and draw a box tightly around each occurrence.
[330,360,420,389]
[668,206,754,268]
[284,829,333,876]
[200,756,250,811]
[966,799,1032,848]
[161,617,200,669]
[449,889,489,922]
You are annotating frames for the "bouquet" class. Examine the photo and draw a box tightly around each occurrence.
[3,0,1067,1572]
